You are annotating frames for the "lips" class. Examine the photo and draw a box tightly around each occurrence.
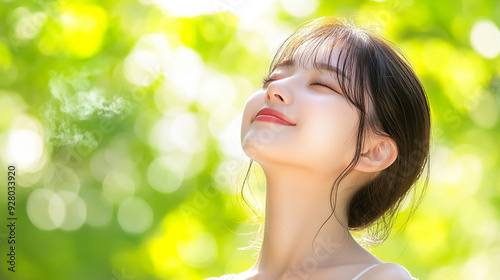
[253,108,296,126]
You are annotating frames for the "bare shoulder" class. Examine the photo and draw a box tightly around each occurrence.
[364,262,417,280]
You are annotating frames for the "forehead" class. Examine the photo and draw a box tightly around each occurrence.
[271,39,352,82]
[274,38,345,72]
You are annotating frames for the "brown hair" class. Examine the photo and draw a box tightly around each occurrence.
[240,16,431,245]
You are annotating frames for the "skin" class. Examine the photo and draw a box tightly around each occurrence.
[238,44,412,280]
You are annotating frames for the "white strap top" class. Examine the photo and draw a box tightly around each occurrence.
[351,264,380,280]
[205,263,421,280]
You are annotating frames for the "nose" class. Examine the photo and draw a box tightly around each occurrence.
[265,80,292,104]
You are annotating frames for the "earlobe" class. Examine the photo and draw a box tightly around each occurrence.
[355,136,398,173]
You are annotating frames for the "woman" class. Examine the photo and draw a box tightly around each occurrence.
[207,16,430,280]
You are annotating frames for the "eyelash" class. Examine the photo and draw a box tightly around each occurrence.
[261,74,273,86]
[261,75,340,94]
[310,79,337,92]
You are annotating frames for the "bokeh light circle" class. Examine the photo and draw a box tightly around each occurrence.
[470,19,500,59]
[117,197,153,234]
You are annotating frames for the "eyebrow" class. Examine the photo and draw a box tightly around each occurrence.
[273,59,348,80]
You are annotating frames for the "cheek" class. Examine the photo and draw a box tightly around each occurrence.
[298,101,359,166]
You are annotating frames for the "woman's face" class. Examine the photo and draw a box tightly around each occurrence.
[241,44,361,179]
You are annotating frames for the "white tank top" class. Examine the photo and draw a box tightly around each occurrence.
[351,264,380,280]
[203,265,380,280]
[204,263,418,280]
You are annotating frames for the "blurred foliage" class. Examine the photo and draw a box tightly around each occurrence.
[0,0,499,279]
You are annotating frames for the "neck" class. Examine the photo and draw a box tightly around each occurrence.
[249,162,360,279]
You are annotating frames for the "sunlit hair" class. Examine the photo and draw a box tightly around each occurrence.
[240,16,431,246]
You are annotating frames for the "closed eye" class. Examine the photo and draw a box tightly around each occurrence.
[262,75,342,95]
[311,81,342,95]
[261,74,279,88]
[262,79,274,88]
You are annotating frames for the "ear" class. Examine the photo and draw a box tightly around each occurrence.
[354,135,398,173]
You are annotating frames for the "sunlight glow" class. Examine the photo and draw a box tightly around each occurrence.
[217,112,246,160]
[470,19,500,59]
[164,47,204,101]
[5,120,46,172]
[462,255,490,280]
[39,4,107,58]
[280,0,318,17]
[123,49,161,86]
[153,0,214,17]
[149,111,207,155]
[208,104,240,139]
[177,231,218,268]
[123,33,171,87]
[7,129,42,166]
[198,71,237,111]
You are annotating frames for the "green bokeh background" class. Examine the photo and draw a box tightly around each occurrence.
[0,0,499,279]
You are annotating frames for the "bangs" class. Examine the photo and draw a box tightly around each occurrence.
[266,18,374,116]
